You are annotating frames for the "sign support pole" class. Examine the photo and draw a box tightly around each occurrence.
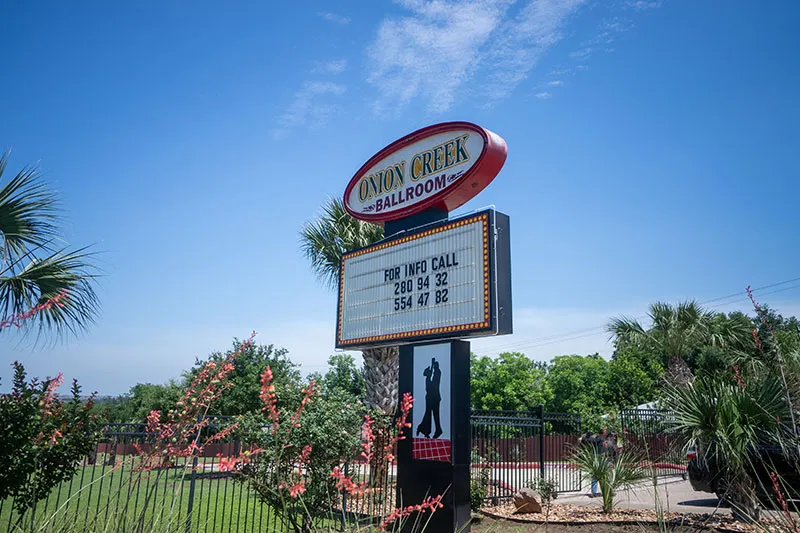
[397,340,471,533]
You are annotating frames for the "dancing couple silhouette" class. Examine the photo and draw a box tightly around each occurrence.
[416,357,443,439]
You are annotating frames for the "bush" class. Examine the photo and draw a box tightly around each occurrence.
[470,451,490,512]
[0,362,99,520]
[528,476,558,507]
[235,386,367,532]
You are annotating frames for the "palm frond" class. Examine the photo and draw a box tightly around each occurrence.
[572,444,649,512]
[0,151,60,263]
[299,198,383,289]
[0,246,99,339]
[606,316,647,343]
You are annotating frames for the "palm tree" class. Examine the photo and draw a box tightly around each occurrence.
[607,301,750,386]
[0,151,99,338]
[299,198,395,413]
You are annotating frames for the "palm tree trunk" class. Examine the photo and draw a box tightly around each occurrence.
[362,346,399,413]
[667,355,694,386]
[728,479,761,523]
[362,346,399,491]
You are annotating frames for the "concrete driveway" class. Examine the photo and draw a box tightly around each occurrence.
[555,477,730,515]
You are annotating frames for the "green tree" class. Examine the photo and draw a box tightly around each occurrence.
[319,353,365,399]
[299,199,394,413]
[184,339,301,416]
[607,301,751,386]
[750,304,800,367]
[470,352,551,411]
[546,354,610,415]
[125,381,183,422]
[0,151,99,338]
[606,346,663,408]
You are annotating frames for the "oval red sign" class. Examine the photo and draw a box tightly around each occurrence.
[343,121,507,223]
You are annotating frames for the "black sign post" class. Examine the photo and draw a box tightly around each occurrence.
[397,339,471,532]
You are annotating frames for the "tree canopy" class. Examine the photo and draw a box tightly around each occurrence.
[471,352,550,411]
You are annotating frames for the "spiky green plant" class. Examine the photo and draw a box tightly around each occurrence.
[664,375,790,522]
[0,150,99,339]
[572,444,649,513]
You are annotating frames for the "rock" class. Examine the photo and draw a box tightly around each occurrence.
[512,488,542,514]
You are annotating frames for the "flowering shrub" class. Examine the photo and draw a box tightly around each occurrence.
[230,372,441,533]
[233,370,366,532]
[131,332,258,467]
[0,361,99,520]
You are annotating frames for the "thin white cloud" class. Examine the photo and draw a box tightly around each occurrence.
[272,81,347,139]
[570,46,593,59]
[627,0,663,10]
[366,0,586,112]
[363,0,668,113]
[548,80,564,86]
[318,11,351,25]
[565,17,635,65]
[536,91,552,100]
[484,0,585,101]
[367,0,511,114]
[313,59,348,74]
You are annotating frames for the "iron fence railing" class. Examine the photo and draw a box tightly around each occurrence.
[471,406,583,503]
[620,408,688,480]
[1,409,686,530]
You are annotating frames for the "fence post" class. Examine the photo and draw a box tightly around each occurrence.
[341,461,349,523]
[184,455,198,533]
[538,404,546,480]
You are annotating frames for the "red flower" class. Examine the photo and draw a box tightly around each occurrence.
[288,482,306,498]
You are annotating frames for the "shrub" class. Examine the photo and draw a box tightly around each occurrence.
[0,362,99,521]
[528,476,558,508]
[235,384,367,532]
[470,454,490,512]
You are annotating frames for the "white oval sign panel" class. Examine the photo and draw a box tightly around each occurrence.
[343,122,507,223]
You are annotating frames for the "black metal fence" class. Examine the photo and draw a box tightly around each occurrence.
[1,423,286,533]
[619,408,687,480]
[471,407,583,504]
[0,422,391,533]
[1,409,685,530]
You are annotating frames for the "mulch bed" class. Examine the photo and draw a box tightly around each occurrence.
[481,503,781,532]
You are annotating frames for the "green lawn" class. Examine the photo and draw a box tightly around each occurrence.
[0,462,308,533]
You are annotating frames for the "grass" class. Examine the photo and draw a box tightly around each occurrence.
[0,462,292,532]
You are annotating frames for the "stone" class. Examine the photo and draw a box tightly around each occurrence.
[512,487,543,514]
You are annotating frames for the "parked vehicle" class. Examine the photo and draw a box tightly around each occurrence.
[687,443,800,505]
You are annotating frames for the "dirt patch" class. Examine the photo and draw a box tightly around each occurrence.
[472,519,699,532]
[479,502,781,532]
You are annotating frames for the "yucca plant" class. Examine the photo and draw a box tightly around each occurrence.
[572,444,649,513]
[0,150,99,339]
[664,374,790,522]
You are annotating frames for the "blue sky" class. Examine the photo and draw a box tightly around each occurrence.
[1,0,799,394]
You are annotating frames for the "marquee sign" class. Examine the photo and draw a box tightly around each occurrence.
[343,122,507,224]
[336,209,511,348]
